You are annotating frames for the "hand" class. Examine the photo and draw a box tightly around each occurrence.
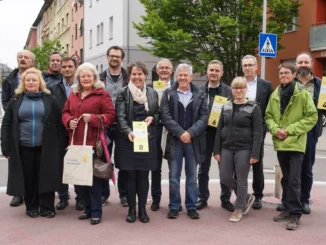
[69,119,78,130]
[250,158,259,164]
[128,132,135,142]
[82,113,91,123]
[276,128,287,140]
[180,131,192,144]
[214,154,220,162]
[144,116,154,126]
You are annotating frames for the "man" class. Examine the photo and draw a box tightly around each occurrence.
[99,45,129,206]
[43,51,63,85]
[196,60,233,211]
[48,57,84,211]
[2,49,35,207]
[242,55,273,209]
[161,63,208,220]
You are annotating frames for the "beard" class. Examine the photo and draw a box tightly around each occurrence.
[297,67,311,76]
[109,60,120,68]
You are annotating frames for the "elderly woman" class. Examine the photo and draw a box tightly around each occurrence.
[213,77,263,223]
[1,68,62,218]
[62,62,115,225]
[115,61,160,223]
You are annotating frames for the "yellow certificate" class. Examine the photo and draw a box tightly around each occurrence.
[153,81,167,105]
[208,96,228,127]
[133,121,149,152]
[317,76,326,110]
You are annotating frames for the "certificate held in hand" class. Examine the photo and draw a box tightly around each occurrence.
[208,96,228,127]
[133,121,149,152]
[153,80,167,106]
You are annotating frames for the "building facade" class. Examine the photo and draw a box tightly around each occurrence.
[70,0,84,63]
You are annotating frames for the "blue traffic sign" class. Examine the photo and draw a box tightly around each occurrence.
[259,33,277,58]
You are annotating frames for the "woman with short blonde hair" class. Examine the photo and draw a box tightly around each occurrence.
[15,68,50,94]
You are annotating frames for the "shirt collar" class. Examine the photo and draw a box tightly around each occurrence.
[177,86,192,94]
[208,82,220,89]
[63,78,77,86]
[244,75,257,84]
[296,74,314,84]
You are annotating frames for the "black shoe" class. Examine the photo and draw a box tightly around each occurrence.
[78,213,91,220]
[252,198,262,210]
[26,210,39,218]
[195,200,207,210]
[101,196,109,206]
[90,218,101,225]
[120,197,129,207]
[75,199,84,211]
[139,209,150,223]
[56,199,69,210]
[151,201,160,211]
[167,209,179,219]
[40,211,56,218]
[126,208,136,223]
[10,196,23,207]
[187,209,200,219]
[276,203,285,212]
[302,204,311,214]
[221,201,235,212]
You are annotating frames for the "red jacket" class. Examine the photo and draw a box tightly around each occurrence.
[62,88,116,147]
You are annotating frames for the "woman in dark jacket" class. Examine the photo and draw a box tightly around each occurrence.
[115,61,160,223]
[213,77,263,223]
[1,68,62,218]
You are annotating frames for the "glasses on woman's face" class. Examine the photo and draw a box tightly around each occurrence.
[232,87,246,91]
[80,74,93,79]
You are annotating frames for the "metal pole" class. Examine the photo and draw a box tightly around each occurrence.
[261,0,267,79]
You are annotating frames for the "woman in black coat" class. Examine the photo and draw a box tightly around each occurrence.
[1,68,62,218]
[115,61,160,223]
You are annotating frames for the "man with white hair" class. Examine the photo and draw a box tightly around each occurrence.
[161,63,208,220]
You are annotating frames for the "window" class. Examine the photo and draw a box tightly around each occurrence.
[97,24,100,45]
[109,16,113,40]
[96,65,98,71]
[80,48,84,63]
[100,22,103,43]
[89,0,92,7]
[62,18,64,31]
[58,23,60,35]
[71,8,74,21]
[66,13,69,27]
[75,2,78,12]
[75,24,78,40]
[72,35,74,48]
[79,18,84,36]
[89,29,92,48]
[100,64,103,72]
[285,16,298,33]
[66,44,69,55]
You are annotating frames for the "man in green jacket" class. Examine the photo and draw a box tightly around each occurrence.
[265,63,317,231]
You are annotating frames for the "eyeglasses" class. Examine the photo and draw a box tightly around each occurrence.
[278,71,292,76]
[108,55,122,59]
[232,87,246,91]
[158,66,172,70]
[242,64,256,68]
[80,74,93,79]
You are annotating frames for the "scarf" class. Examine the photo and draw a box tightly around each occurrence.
[278,80,295,115]
[128,81,149,111]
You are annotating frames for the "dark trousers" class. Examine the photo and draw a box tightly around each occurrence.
[277,151,303,218]
[81,176,103,218]
[151,124,163,202]
[19,145,55,212]
[127,170,149,210]
[252,138,265,199]
[198,128,231,203]
[301,130,318,204]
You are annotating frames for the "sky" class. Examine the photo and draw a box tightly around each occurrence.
[0,0,44,69]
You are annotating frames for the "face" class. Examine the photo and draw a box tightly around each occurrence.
[156,61,173,81]
[107,49,123,68]
[61,60,76,79]
[24,73,41,93]
[232,85,247,101]
[79,69,95,90]
[207,63,224,83]
[130,67,146,89]
[177,69,193,91]
[242,58,257,78]
[279,67,296,85]
[296,54,312,76]
[49,54,62,72]
[17,51,34,70]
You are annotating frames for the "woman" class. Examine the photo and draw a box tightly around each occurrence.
[115,61,160,223]
[62,62,115,225]
[213,77,263,223]
[1,68,62,218]
[265,63,317,231]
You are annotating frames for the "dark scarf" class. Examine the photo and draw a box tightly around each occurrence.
[278,80,295,115]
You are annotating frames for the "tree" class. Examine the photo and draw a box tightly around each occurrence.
[31,40,63,71]
[134,0,301,83]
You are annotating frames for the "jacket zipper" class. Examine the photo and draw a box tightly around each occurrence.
[32,101,35,147]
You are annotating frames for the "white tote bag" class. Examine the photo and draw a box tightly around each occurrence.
[63,122,93,186]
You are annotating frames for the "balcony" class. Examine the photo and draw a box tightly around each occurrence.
[310,22,326,51]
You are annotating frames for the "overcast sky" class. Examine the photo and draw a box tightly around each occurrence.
[0,0,44,69]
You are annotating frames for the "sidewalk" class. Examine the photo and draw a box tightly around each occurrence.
[0,183,325,245]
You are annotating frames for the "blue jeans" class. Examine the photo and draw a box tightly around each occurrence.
[169,141,198,211]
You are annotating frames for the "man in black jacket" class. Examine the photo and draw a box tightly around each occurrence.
[161,63,208,220]
[43,51,62,85]
[242,55,273,209]
[2,49,35,207]
[196,60,233,211]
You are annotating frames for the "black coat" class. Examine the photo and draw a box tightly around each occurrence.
[2,69,19,110]
[43,71,62,86]
[1,92,63,196]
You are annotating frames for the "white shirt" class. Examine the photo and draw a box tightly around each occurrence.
[245,76,258,101]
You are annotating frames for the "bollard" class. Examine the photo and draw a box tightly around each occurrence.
[274,163,282,199]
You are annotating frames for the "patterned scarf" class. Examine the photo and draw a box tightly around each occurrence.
[128,81,149,111]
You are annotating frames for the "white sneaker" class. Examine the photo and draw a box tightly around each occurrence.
[242,194,254,216]
[229,209,243,222]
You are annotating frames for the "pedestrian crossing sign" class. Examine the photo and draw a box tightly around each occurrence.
[259,33,277,58]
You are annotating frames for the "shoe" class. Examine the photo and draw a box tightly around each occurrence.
[286,216,301,230]
[229,209,243,222]
[90,218,101,225]
[221,201,235,212]
[242,194,254,216]
[101,196,109,206]
[276,203,285,212]
[120,197,129,207]
[56,199,69,210]
[26,210,39,218]
[75,199,84,211]
[302,204,311,214]
[139,209,150,223]
[167,209,179,219]
[252,198,262,210]
[187,209,200,219]
[151,201,160,211]
[10,196,23,207]
[126,208,136,223]
[78,213,91,220]
[40,211,56,218]
[195,200,207,210]
[273,211,290,222]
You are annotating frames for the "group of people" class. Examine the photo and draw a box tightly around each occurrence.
[0,46,322,231]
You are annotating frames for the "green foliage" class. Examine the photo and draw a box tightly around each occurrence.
[134,0,301,83]
[31,40,63,71]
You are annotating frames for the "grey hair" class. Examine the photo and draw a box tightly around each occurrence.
[73,62,104,93]
[156,58,173,69]
[242,55,257,65]
[176,63,193,75]
[17,50,35,62]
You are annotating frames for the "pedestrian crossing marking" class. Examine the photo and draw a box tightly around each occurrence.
[260,37,275,54]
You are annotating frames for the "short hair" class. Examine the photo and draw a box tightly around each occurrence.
[15,68,50,94]
[17,50,35,62]
[106,45,125,59]
[156,58,173,69]
[278,62,296,73]
[231,77,247,89]
[127,61,148,77]
[73,62,104,93]
[296,52,312,63]
[61,57,77,67]
[207,60,224,71]
[50,51,62,58]
[176,63,193,75]
[242,55,257,65]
